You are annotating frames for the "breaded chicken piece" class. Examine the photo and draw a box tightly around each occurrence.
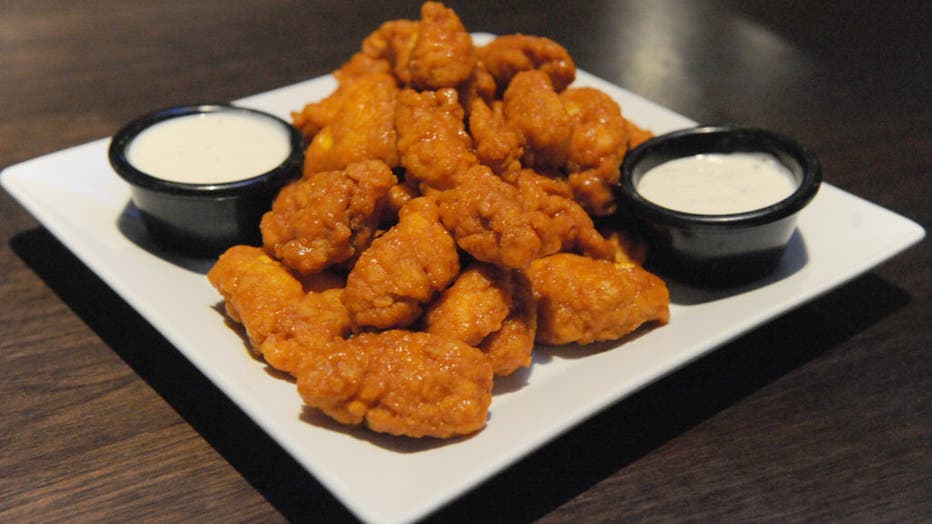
[468,97,524,176]
[437,165,617,269]
[355,3,474,90]
[504,70,572,169]
[512,169,617,261]
[303,73,400,174]
[424,260,537,376]
[208,246,305,350]
[457,58,498,115]
[436,164,542,269]
[361,19,419,84]
[524,253,670,345]
[343,197,460,331]
[479,271,537,376]
[291,54,394,141]
[260,288,351,376]
[296,330,493,438]
[407,1,476,90]
[561,87,630,216]
[207,246,351,376]
[395,87,477,192]
[424,262,513,346]
[292,90,341,143]
[261,160,397,276]
[478,34,576,95]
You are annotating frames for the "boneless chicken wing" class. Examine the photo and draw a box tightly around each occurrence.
[406,1,476,90]
[561,87,630,216]
[478,34,576,95]
[207,246,351,376]
[395,87,477,192]
[524,253,670,345]
[342,197,460,331]
[260,160,397,276]
[468,97,524,176]
[258,288,351,376]
[297,330,493,438]
[424,262,513,346]
[208,245,305,350]
[479,271,537,376]
[424,262,537,376]
[358,2,475,90]
[436,164,542,269]
[303,73,401,174]
[511,169,617,261]
[437,165,617,269]
[360,19,419,84]
[503,70,572,169]
[291,54,393,142]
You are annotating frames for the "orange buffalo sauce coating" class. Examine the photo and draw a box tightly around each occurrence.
[208,2,668,439]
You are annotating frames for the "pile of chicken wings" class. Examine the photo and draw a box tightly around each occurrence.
[209,2,669,438]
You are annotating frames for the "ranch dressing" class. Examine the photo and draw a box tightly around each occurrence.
[127,111,292,184]
[636,152,798,214]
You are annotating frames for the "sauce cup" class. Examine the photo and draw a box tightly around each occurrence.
[617,125,821,287]
[108,103,303,256]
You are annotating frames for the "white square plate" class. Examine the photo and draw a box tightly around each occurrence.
[2,34,924,524]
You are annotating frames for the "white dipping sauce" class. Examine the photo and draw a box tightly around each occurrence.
[127,111,292,184]
[636,152,798,214]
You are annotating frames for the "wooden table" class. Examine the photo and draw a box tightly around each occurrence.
[2,1,929,522]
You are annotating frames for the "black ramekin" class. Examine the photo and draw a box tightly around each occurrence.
[617,124,821,287]
[108,103,303,256]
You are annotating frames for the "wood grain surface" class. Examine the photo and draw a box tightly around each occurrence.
[1,1,929,522]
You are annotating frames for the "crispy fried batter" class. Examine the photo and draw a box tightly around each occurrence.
[361,19,419,84]
[291,90,341,143]
[260,160,397,276]
[291,55,395,142]
[479,271,537,376]
[342,197,460,331]
[525,253,669,345]
[208,246,305,349]
[303,73,400,174]
[478,34,576,95]
[407,1,476,90]
[468,97,524,175]
[424,262,513,346]
[260,288,351,375]
[512,169,617,260]
[504,70,572,169]
[457,58,498,114]
[296,330,493,438]
[395,87,477,192]
[436,164,542,269]
[561,87,630,216]
[207,246,351,376]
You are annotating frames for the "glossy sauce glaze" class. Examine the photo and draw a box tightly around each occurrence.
[636,152,798,215]
[127,111,292,185]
